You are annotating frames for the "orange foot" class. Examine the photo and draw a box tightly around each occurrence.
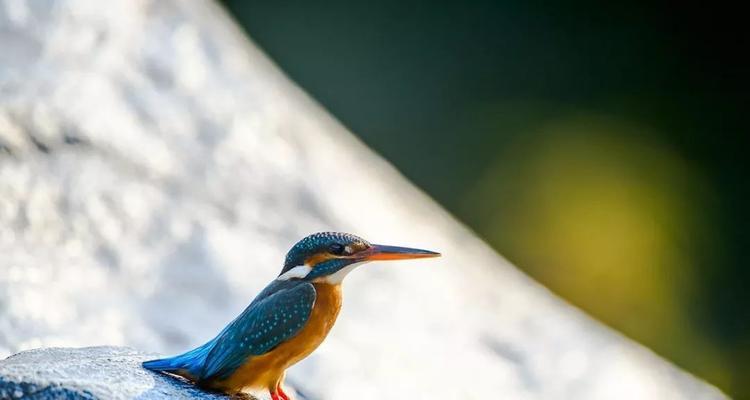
[276,384,291,400]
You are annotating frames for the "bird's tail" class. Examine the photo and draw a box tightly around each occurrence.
[142,357,182,372]
[142,341,214,380]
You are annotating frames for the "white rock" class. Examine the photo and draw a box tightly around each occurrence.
[0,346,236,399]
[0,1,727,399]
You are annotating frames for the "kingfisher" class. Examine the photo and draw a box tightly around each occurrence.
[143,232,439,399]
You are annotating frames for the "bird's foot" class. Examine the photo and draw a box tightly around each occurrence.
[276,384,291,400]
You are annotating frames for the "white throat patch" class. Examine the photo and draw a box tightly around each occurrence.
[276,265,312,281]
[321,261,368,284]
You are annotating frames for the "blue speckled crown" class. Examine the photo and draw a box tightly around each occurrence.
[281,232,369,274]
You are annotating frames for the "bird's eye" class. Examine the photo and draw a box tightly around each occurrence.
[329,243,345,255]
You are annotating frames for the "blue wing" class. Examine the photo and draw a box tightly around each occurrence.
[198,279,316,380]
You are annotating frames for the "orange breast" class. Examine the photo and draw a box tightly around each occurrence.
[212,282,342,393]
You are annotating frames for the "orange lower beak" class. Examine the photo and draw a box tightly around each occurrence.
[362,244,441,261]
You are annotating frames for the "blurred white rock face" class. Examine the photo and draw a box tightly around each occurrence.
[0,1,726,399]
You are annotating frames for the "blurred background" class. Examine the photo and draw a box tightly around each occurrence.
[220,1,748,398]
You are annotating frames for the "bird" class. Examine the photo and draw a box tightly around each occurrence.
[142,232,440,399]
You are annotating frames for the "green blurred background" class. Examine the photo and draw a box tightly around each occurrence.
[220,1,748,397]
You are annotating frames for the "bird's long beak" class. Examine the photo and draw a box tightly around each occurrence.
[362,244,441,261]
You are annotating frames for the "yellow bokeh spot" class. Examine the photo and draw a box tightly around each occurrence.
[464,114,730,389]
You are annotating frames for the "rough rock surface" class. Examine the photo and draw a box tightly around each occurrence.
[0,0,727,399]
[0,347,220,399]
[0,346,272,399]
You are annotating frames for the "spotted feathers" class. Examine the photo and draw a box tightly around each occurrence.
[280,232,370,275]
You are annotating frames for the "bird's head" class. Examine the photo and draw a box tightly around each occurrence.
[278,232,440,284]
